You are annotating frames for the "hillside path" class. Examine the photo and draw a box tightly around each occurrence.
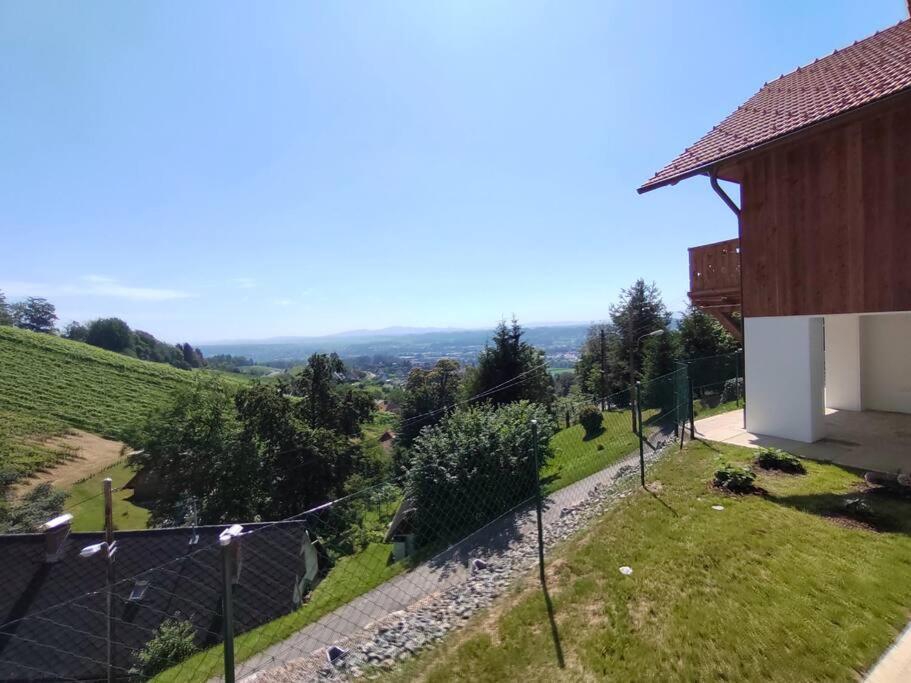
[236,433,670,681]
[12,430,128,497]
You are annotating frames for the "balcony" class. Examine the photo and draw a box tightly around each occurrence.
[688,238,742,339]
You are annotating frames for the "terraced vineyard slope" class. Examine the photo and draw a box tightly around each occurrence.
[0,326,219,441]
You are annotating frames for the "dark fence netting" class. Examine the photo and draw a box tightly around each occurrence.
[0,356,746,682]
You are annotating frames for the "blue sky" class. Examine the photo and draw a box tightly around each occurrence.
[1,1,907,342]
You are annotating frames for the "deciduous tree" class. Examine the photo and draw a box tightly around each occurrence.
[130,378,371,527]
[63,321,88,341]
[397,359,462,449]
[289,353,373,436]
[11,297,58,334]
[0,290,11,326]
[86,317,134,352]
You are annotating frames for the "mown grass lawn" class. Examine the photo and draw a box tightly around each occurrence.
[362,410,396,441]
[543,408,655,494]
[390,440,911,682]
[693,397,742,420]
[67,460,150,531]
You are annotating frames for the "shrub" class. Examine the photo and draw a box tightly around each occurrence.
[0,483,66,533]
[406,402,554,546]
[579,405,603,438]
[132,618,198,678]
[713,463,756,493]
[843,497,877,520]
[721,377,744,404]
[756,447,806,474]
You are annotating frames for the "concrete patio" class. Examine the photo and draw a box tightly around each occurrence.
[694,408,911,473]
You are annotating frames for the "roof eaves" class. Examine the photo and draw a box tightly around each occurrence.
[637,84,911,195]
[636,164,713,195]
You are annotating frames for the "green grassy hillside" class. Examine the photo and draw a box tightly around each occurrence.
[0,326,244,442]
[392,441,911,682]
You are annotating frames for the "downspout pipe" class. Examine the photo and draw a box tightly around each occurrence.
[709,170,740,218]
[708,169,746,429]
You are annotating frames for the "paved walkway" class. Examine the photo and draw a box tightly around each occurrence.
[865,622,911,683]
[235,436,666,681]
[694,408,911,473]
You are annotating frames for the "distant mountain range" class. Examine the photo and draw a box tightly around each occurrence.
[197,323,592,365]
[200,321,592,346]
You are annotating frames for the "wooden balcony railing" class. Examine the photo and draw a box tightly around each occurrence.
[688,238,742,339]
[689,238,740,301]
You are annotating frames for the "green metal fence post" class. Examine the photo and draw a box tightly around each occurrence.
[636,382,645,487]
[735,349,741,408]
[680,365,688,450]
[531,419,545,581]
[688,369,696,440]
[674,368,681,441]
[219,525,242,683]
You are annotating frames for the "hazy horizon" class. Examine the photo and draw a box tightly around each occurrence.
[193,319,598,347]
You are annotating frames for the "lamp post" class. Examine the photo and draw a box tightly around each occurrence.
[79,540,116,682]
[220,524,244,683]
[80,478,115,683]
[630,329,665,433]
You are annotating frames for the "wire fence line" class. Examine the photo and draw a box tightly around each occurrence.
[0,353,743,682]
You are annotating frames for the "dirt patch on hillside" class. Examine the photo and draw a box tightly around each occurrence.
[12,431,130,496]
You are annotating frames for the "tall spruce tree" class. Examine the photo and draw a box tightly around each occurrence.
[608,280,670,390]
[574,323,620,406]
[677,304,739,359]
[640,327,681,415]
[465,319,553,407]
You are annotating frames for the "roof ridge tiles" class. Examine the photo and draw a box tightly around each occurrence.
[639,18,911,192]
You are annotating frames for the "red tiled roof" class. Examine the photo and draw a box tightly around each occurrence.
[638,19,911,193]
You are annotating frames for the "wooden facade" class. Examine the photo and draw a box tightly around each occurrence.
[730,94,911,318]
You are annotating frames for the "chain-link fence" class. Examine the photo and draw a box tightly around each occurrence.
[0,355,743,682]
[680,350,745,417]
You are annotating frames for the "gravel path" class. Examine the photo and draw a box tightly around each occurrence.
[236,430,675,682]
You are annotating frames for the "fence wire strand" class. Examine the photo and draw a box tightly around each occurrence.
[0,353,744,682]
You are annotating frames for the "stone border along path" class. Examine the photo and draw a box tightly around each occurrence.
[239,430,676,682]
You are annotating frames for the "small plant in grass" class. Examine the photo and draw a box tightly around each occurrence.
[756,448,806,474]
[579,405,603,438]
[713,463,756,493]
[132,618,198,678]
[843,497,877,522]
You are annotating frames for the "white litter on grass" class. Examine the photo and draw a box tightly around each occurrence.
[619,566,633,576]
[711,504,725,511]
